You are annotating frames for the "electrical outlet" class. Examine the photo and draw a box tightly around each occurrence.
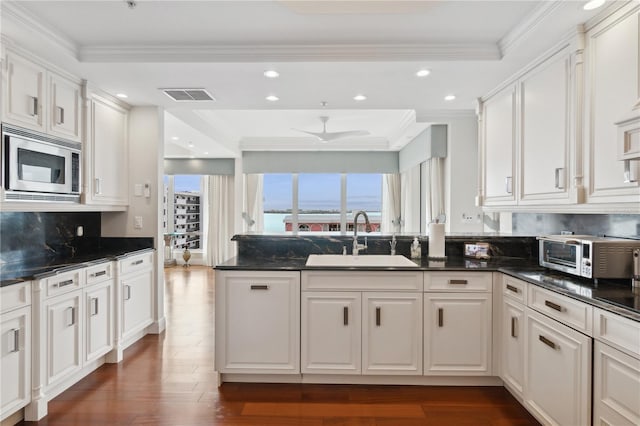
[134,216,143,229]
[461,213,475,223]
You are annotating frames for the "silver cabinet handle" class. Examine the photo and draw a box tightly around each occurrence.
[375,306,381,327]
[9,328,20,353]
[511,317,518,338]
[132,260,144,266]
[539,335,557,350]
[250,284,269,290]
[90,297,99,316]
[554,168,566,189]
[438,308,444,327]
[624,160,637,183]
[544,300,563,312]
[343,306,348,326]
[29,96,38,116]
[56,106,65,124]
[505,176,513,194]
[448,279,468,285]
[506,284,519,293]
[67,306,76,327]
[124,284,131,301]
[54,279,74,288]
[91,270,107,278]
[95,178,101,195]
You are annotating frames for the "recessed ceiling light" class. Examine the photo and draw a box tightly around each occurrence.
[188,142,194,147]
[583,0,605,10]
[116,93,128,99]
[266,95,279,102]
[444,94,456,101]
[189,155,195,159]
[171,136,179,141]
[353,94,367,101]
[263,70,279,78]
[416,69,431,77]
[204,151,209,155]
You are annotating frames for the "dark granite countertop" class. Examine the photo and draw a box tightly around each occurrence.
[216,254,640,322]
[1,247,155,287]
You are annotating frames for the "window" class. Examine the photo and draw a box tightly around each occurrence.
[163,175,203,249]
[262,173,382,233]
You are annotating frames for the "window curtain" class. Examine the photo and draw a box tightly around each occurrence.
[424,157,445,224]
[243,174,264,233]
[205,175,235,266]
[400,165,421,233]
[381,173,401,233]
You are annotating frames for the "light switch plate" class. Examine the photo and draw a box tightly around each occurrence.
[134,216,143,229]
[134,184,143,197]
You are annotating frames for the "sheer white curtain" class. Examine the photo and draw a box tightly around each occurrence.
[381,173,401,233]
[243,174,264,233]
[400,165,421,233]
[424,157,445,224]
[205,175,235,266]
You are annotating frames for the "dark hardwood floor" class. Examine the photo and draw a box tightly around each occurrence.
[21,266,539,425]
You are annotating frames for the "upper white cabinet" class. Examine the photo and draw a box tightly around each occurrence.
[83,90,129,207]
[2,50,81,142]
[584,4,640,207]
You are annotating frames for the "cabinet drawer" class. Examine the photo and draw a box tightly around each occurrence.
[43,269,83,298]
[424,272,492,292]
[119,251,153,275]
[502,275,527,304]
[594,308,640,358]
[528,285,593,335]
[302,271,423,292]
[85,261,114,286]
[1,281,31,314]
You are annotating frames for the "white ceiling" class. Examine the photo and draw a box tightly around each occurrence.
[1,0,614,158]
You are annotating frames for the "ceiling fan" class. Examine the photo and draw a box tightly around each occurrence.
[293,116,370,142]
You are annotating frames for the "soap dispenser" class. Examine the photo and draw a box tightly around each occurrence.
[410,237,422,259]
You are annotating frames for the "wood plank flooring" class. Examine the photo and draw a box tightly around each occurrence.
[21,266,539,425]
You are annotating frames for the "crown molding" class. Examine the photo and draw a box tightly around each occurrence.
[2,1,79,59]
[79,42,501,63]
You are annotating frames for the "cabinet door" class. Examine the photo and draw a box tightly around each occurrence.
[301,292,361,374]
[519,49,572,204]
[121,270,153,341]
[501,298,525,397]
[46,290,82,387]
[48,72,81,141]
[85,280,113,363]
[424,292,492,375]
[3,52,46,132]
[86,94,129,205]
[524,309,591,426]
[585,7,640,205]
[593,341,640,426]
[216,271,300,374]
[362,292,422,375]
[0,306,31,420]
[481,84,517,206]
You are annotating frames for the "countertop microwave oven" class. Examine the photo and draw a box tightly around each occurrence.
[538,235,640,280]
[2,124,81,202]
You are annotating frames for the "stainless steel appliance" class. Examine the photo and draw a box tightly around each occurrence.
[538,235,640,279]
[2,124,81,202]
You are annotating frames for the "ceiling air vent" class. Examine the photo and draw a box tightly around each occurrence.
[161,88,215,102]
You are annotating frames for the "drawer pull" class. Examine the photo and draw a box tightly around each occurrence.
[124,285,132,301]
[250,284,269,290]
[539,335,557,350]
[506,284,519,293]
[438,308,444,327]
[91,270,107,277]
[375,307,381,327]
[448,279,468,285]
[132,259,144,266]
[55,279,74,288]
[90,297,99,316]
[343,306,348,326]
[544,300,563,312]
[511,317,518,338]
[10,328,20,353]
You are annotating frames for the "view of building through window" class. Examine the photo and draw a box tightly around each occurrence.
[263,173,382,233]
[163,175,203,249]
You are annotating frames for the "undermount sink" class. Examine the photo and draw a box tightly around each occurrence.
[305,254,419,268]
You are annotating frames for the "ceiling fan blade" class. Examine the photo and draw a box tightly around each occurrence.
[291,128,327,140]
[320,130,371,141]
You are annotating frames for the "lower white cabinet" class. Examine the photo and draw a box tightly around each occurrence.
[121,270,153,342]
[85,279,113,363]
[1,283,31,422]
[524,308,592,426]
[501,297,525,396]
[215,270,300,374]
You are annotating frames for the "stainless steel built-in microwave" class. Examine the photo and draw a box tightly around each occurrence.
[2,124,81,202]
[538,235,640,280]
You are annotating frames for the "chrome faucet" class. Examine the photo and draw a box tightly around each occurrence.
[352,211,372,255]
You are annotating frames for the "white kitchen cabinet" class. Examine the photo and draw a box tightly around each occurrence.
[0,281,31,423]
[85,278,113,363]
[524,308,591,426]
[47,72,81,141]
[479,84,517,206]
[423,292,492,375]
[501,297,525,397]
[216,270,300,374]
[302,292,361,374]
[84,90,129,207]
[120,265,153,345]
[584,4,640,207]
